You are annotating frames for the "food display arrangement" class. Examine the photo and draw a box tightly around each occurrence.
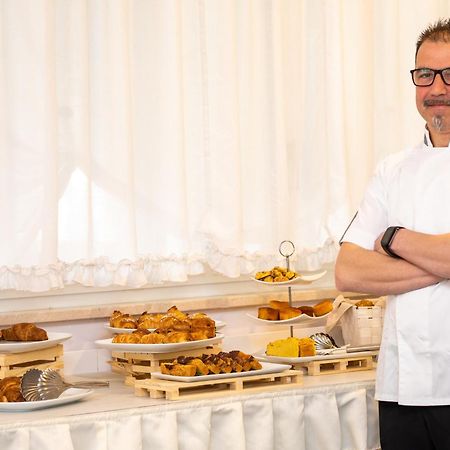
[160,351,262,377]
[111,307,216,344]
[259,333,378,376]
[135,350,301,400]
[256,299,333,322]
[106,306,225,334]
[0,322,76,409]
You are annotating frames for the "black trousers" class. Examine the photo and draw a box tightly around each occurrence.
[379,401,450,450]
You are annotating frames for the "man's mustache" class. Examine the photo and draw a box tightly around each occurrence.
[424,98,450,106]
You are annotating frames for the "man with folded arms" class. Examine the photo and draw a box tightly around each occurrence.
[336,19,450,450]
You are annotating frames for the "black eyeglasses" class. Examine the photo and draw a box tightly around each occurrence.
[410,68,450,86]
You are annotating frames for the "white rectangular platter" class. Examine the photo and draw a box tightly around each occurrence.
[151,361,292,383]
[254,350,379,364]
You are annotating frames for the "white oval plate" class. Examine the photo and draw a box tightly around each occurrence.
[151,361,291,383]
[95,333,224,353]
[246,309,333,325]
[0,332,72,353]
[251,270,327,285]
[0,388,92,412]
[104,320,226,334]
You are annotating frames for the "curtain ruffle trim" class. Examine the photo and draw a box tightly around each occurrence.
[0,240,338,292]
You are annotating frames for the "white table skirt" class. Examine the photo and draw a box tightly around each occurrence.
[0,372,379,450]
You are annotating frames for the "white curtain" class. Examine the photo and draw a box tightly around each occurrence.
[0,0,448,292]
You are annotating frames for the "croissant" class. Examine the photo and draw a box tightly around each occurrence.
[110,312,137,329]
[166,306,187,320]
[164,331,190,343]
[137,312,163,329]
[0,377,24,402]
[189,329,210,341]
[140,333,167,344]
[112,333,141,344]
[158,316,190,332]
[1,323,48,342]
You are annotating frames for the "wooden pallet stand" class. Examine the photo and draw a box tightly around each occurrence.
[0,344,64,378]
[110,344,222,386]
[293,354,374,376]
[134,369,303,401]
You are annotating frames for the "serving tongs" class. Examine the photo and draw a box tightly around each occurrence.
[21,368,109,401]
[310,332,349,355]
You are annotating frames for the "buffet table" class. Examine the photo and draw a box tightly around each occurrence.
[0,370,380,450]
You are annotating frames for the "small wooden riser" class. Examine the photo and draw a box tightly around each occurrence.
[134,370,303,401]
[293,356,374,376]
[110,345,222,383]
[0,345,64,379]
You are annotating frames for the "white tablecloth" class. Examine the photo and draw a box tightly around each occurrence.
[0,371,379,450]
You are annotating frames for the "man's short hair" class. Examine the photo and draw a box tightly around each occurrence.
[416,18,450,59]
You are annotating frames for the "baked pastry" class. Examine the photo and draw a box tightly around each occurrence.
[0,377,24,402]
[139,333,167,344]
[255,266,298,282]
[164,331,190,343]
[166,305,187,320]
[266,337,299,357]
[189,329,211,341]
[109,311,137,329]
[312,300,333,317]
[355,299,375,307]
[268,300,290,310]
[137,312,164,329]
[176,357,210,375]
[189,314,216,338]
[298,337,316,357]
[299,305,314,317]
[1,323,48,341]
[279,306,302,320]
[161,351,261,376]
[258,307,279,320]
[161,362,196,377]
[112,333,142,343]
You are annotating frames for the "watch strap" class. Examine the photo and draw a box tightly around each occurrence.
[381,226,404,258]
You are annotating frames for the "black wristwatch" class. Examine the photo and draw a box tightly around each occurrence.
[380,226,404,258]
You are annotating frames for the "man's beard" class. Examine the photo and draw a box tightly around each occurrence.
[432,115,445,132]
[424,98,450,132]
[430,115,450,133]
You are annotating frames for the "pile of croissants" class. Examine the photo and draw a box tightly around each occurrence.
[111,306,216,344]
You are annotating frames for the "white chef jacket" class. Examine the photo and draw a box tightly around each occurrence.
[342,129,450,406]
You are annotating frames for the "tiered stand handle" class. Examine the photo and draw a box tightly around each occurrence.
[278,240,296,337]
